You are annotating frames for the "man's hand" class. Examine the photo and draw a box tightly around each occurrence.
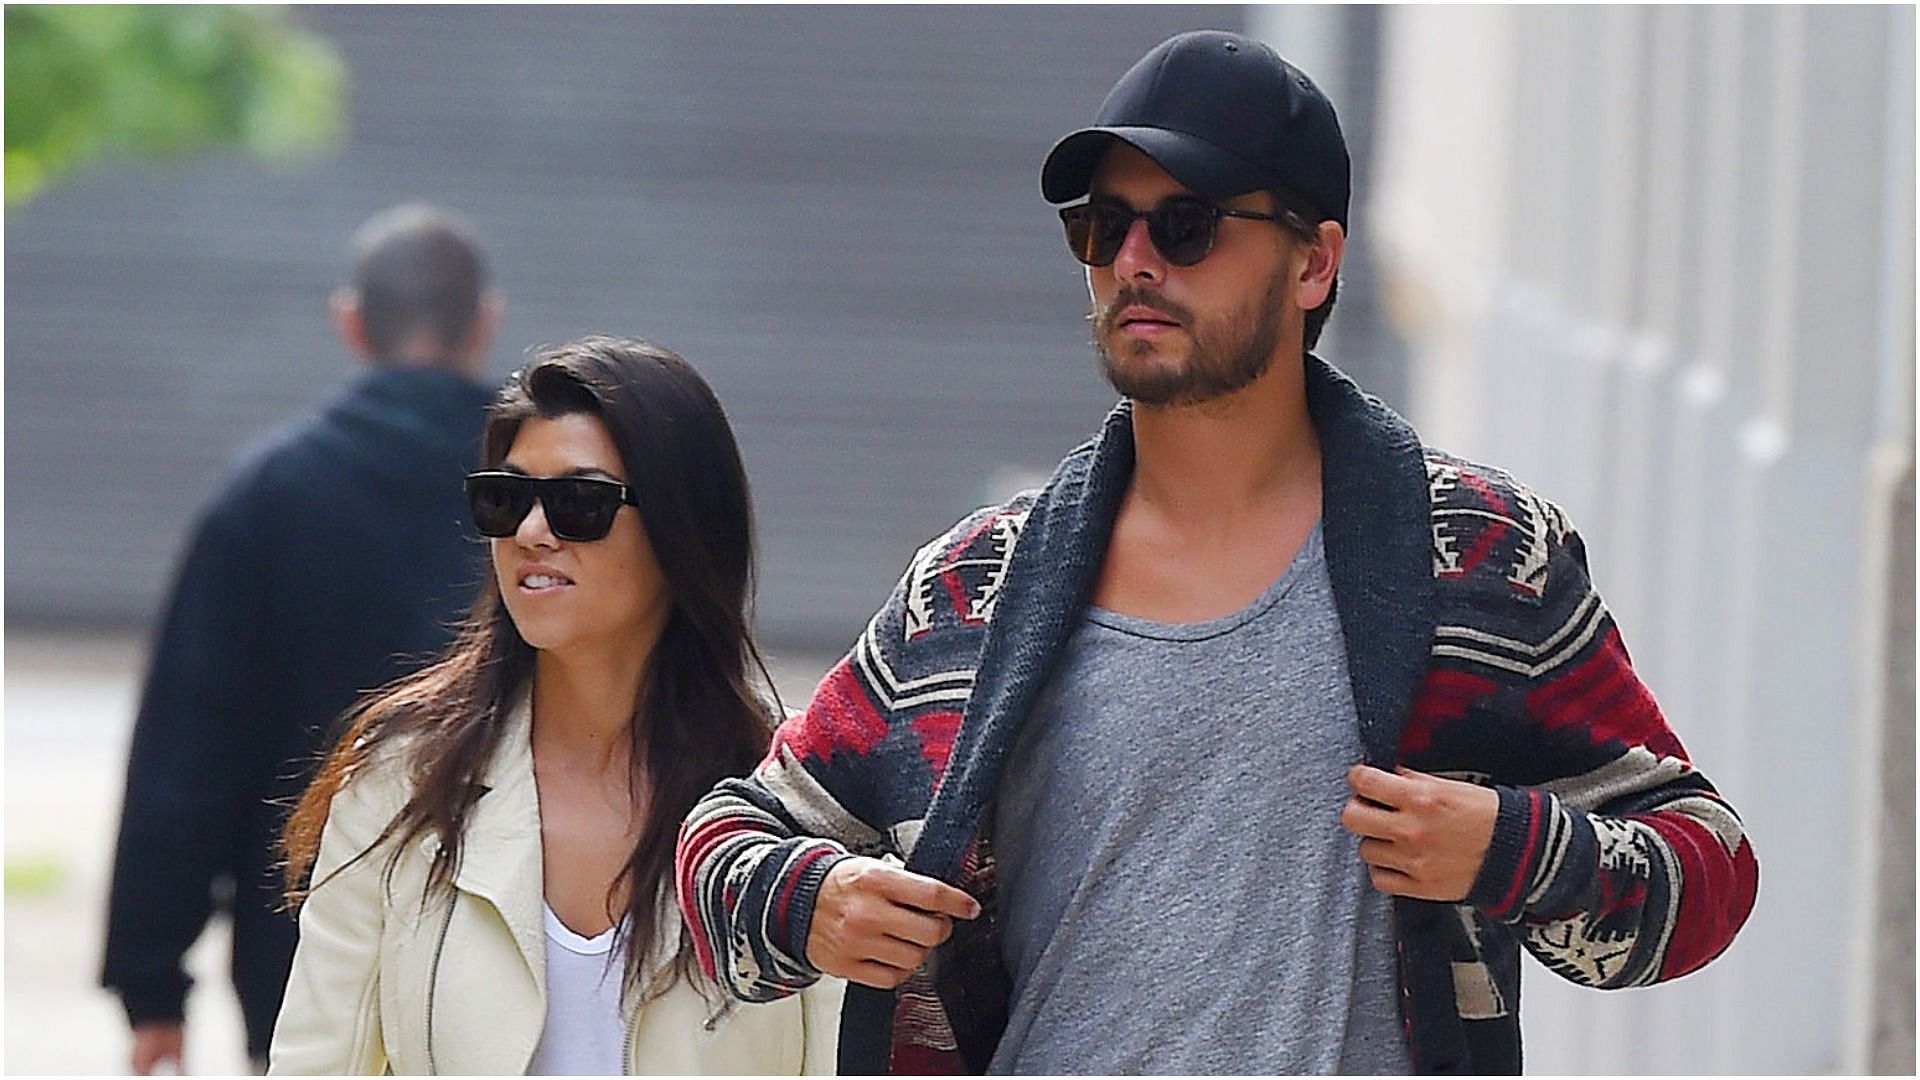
[131,1019,184,1074]
[806,856,980,989]
[1342,764,1500,902]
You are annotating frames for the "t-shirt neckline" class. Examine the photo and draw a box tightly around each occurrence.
[1084,518,1325,642]
[543,900,621,956]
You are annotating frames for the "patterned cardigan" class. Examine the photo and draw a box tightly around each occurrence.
[676,357,1760,1074]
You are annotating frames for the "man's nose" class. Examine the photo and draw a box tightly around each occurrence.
[1109,216,1166,283]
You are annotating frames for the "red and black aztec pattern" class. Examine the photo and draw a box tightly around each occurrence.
[1419,452,1756,960]
[1405,452,1759,1068]
[678,502,1019,1026]
[676,450,1757,1074]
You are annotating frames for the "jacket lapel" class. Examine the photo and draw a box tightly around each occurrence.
[912,356,1436,876]
[868,359,1437,1073]
[1305,355,1436,764]
[908,403,1135,881]
[450,691,547,995]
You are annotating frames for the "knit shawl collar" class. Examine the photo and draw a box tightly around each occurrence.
[909,355,1437,882]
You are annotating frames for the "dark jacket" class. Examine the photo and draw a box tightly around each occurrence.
[677,356,1759,1074]
[102,365,493,1057]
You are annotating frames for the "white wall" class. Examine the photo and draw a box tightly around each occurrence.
[1369,5,1914,1072]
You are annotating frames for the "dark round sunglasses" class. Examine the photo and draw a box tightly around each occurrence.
[464,471,638,542]
[1059,194,1282,268]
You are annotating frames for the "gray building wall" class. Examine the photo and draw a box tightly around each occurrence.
[1372,5,1915,1072]
[7,5,1276,650]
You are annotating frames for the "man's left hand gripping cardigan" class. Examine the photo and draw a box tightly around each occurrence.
[675,357,1760,1075]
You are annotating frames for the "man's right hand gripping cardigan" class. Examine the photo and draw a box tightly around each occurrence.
[675,357,1760,1075]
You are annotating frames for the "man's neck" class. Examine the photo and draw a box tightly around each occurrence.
[1126,352,1321,524]
[1091,349,1323,623]
[368,328,483,378]
[371,351,478,378]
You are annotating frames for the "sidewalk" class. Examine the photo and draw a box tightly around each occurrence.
[4,631,250,1075]
[3,630,834,1074]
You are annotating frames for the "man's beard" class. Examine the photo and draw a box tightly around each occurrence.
[1090,270,1289,407]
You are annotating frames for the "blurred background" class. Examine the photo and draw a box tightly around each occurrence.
[4,4,1911,1074]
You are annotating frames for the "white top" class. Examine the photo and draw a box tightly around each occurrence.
[527,903,629,1075]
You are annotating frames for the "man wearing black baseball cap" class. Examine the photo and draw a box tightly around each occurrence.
[679,30,1757,1075]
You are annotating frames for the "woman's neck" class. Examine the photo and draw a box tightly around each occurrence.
[529,642,650,777]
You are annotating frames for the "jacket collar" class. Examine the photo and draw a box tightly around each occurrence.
[910,355,1435,880]
[906,399,1131,880]
[444,689,693,1012]
[1304,356,1437,763]
[451,689,547,992]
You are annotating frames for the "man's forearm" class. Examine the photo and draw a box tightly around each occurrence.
[1467,781,1757,989]
[677,778,853,1001]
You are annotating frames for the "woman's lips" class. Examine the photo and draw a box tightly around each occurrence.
[517,565,575,593]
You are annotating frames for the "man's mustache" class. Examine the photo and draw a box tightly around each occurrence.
[1092,286,1196,334]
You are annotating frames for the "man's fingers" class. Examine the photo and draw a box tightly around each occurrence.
[844,959,915,990]
[1366,863,1418,897]
[874,865,981,919]
[1367,863,1458,902]
[862,932,931,972]
[1357,836,1411,873]
[1340,795,1397,839]
[1346,763,1416,808]
[879,906,954,950]
[808,857,975,981]
[130,1022,184,1075]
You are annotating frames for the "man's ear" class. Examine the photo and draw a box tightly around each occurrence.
[1295,220,1345,311]
[456,289,504,371]
[331,287,374,359]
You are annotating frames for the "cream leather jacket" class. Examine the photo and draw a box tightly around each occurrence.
[268,695,843,1074]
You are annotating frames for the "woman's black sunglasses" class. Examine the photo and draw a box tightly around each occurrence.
[464,471,638,542]
[1059,194,1283,268]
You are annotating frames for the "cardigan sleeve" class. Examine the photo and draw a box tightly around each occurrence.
[675,561,919,1003]
[676,504,1011,1004]
[1458,527,1760,989]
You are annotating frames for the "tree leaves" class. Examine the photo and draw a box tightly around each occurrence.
[5,5,345,204]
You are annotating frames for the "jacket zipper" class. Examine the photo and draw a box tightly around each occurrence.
[623,1000,640,1074]
[425,893,455,1075]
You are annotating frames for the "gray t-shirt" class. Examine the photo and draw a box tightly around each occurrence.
[989,521,1411,1075]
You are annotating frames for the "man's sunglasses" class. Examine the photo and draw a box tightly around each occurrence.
[1059,194,1283,268]
[464,471,638,542]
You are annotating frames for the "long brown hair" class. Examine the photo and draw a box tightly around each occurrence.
[281,335,777,997]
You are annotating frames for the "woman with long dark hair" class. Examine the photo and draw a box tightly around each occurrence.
[269,337,841,1074]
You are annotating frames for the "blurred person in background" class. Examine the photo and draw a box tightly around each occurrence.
[268,338,843,1074]
[103,202,500,1073]
[678,30,1759,1074]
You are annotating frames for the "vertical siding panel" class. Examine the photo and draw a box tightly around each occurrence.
[1375,4,1912,1072]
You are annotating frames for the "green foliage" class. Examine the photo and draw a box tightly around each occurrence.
[4,5,345,204]
[4,854,67,896]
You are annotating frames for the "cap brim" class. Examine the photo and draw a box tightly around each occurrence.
[1040,126,1272,204]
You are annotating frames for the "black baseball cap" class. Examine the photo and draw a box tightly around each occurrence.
[1040,30,1350,228]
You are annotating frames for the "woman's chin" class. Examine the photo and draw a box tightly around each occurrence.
[507,618,571,654]
[514,623,631,659]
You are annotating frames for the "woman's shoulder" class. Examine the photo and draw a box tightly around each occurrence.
[328,732,421,826]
